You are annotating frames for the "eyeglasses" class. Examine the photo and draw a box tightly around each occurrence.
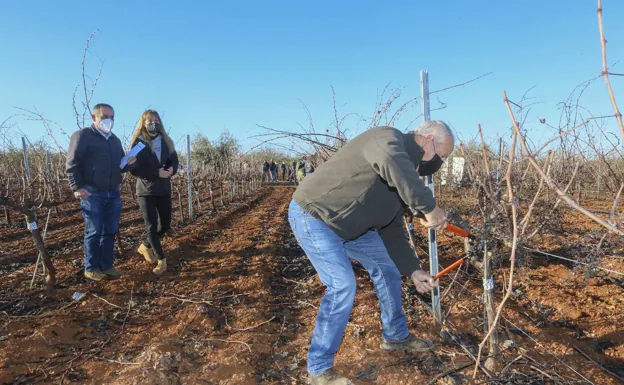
[431,137,449,161]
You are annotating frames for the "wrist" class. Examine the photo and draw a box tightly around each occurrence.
[410,268,424,278]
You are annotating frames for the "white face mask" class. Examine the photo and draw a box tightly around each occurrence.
[99,118,114,134]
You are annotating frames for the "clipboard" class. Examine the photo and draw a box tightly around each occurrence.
[120,142,146,169]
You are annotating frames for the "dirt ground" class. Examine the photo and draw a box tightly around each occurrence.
[0,186,622,384]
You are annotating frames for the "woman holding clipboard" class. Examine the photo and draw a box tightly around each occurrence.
[129,109,179,275]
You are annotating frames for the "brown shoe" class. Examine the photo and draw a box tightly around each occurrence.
[380,334,434,352]
[308,368,353,385]
[138,244,157,264]
[84,270,107,281]
[153,259,167,275]
[102,267,124,278]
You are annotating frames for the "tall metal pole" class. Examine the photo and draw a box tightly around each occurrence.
[187,135,193,220]
[420,70,442,325]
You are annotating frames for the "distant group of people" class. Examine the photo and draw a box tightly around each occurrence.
[263,159,287,181]
[66,103,179,281]
[262,156,315,183]
[263,159,294,182]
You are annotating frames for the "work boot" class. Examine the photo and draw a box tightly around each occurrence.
[84,270,107,281]
[102,267,124,279]
[138,243,157,264]
[380,333,434,352]
[153,259,167,275]
[308,368,353,385]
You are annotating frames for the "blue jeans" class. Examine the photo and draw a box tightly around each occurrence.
[80,186,123,272]
[288,200,409,375]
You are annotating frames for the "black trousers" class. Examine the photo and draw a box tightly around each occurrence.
[138,195,172,260]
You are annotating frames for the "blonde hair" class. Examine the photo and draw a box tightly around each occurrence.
[130,110,175,153]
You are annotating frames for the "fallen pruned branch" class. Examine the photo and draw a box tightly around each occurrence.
[91,294,124,309]
[199,338,252,353]
[225,315,276,332]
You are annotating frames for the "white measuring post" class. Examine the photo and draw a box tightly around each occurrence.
[186,135,193,220]
[420,70,442,325]
[45,152,52,176]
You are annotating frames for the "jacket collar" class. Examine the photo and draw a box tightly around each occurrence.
[403,132,425,165]
[89,124,113,140]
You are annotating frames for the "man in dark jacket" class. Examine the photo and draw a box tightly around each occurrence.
[281,162,287,181]
[263,160,270,182]
[289,121,454,384]
[270,159,278,181]
[66,103,137,281]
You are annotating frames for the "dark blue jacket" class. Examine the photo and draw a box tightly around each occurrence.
[129,136,179,197]
[66,126,131,192]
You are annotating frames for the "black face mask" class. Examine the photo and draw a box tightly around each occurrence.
[146,122,160,137]
[418,154,444,176]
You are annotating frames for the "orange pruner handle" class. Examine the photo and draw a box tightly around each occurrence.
[445,223,470,238]
[434,258,466,280]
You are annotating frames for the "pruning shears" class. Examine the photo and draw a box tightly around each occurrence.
[411,210,480,280]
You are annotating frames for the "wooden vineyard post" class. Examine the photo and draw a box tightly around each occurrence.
[209,182,215,211]
[195,190,202,212]
[421,70,442,326]
[20,144,55,290]
[3,178,11,225]
[25,210,56,290]
[30,208,52,287]
[483,243,501,372]
[220,182,225,207]
[496,138,504,202]
[57,172,63,201]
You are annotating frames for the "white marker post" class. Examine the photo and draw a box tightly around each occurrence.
[187,135,193,220]
[420,70,442,326]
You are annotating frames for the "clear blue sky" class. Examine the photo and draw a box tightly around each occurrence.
[1,0,623,153]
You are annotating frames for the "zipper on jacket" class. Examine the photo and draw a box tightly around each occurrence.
[107,139,112,191]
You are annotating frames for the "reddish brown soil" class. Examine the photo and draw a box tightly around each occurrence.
[1,186,622,384]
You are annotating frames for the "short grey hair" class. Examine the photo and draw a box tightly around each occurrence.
[414,120,455,144]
